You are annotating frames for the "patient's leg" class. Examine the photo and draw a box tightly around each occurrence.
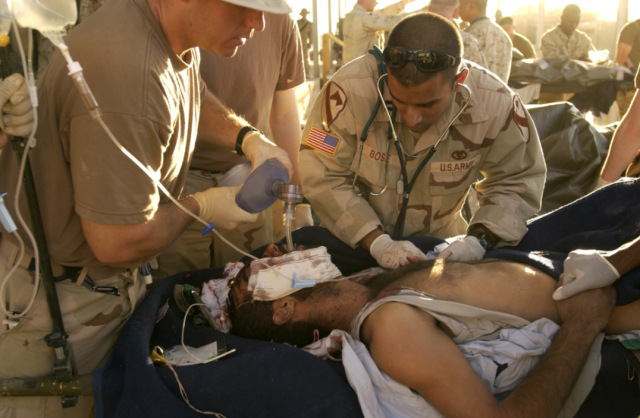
[606,299,640,335]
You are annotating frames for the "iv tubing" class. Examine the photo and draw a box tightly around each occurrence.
[1,21,41,319]
[56,44,306,285]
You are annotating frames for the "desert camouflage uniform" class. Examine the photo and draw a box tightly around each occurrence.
[464,17,512,83]
[541,26,595,61]
[0,245,145,417]
[300,54,545,248]
[461,31,488,69]
[342,2,408,64]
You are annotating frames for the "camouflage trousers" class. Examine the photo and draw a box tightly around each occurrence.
[154,169,273,279]
[0,248,146,417]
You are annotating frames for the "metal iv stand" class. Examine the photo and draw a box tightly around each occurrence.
[0,17,93,405]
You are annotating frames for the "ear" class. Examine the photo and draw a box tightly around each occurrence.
[455,69,469,90]
[453,7,460,19]
[273,297,296,325]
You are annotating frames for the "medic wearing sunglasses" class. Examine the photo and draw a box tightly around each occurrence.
[299,13,546,270]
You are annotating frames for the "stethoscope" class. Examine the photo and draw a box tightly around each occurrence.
[351,72,473,240]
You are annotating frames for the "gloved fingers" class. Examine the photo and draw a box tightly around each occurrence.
[407,253,427,264]
[8,81,29,105]
[3,97,33,116]
[0,74,25,106]
[4,110,34,127]
[5,123,34,137]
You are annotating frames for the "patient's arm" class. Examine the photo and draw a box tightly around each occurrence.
[361,285,614,418]
[604,236,640,276]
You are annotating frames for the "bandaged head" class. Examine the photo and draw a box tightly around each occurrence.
[248,246,342,301]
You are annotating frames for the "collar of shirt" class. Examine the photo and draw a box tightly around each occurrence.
[470,15,490,26]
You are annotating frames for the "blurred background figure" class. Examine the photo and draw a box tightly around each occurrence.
[428,0,488,68]
[342,0,416,64]
[541,4,595,61]
[298,8,313,75]
[459,0,512,82]
[500,16,536,59]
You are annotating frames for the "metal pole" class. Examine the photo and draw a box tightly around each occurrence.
[328,0,333,34]
[0,374,93,397]
[312,0,320,78]
[9,138,77,408]
[537,0,545,48]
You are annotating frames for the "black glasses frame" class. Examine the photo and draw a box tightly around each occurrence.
[383,47,461,72]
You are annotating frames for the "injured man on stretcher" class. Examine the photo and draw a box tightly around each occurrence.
[193,187,640,418]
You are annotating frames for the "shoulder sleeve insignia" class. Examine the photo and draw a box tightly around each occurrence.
[513,95,530,143]
[321,81,348,132]
[306,127,341,156]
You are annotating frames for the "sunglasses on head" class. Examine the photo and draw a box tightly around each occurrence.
[383,47,461,72]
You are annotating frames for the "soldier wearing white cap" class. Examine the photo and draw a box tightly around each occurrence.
[0,0,292,416]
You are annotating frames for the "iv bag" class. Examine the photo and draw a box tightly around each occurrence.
[0,0,11,45]
[8,0,76,33]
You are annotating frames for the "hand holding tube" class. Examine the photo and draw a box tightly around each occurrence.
[552,250,620,301]
[370,234,427,269]
[242,131,294,178]
[437,236,485,261]
[189,185,258,230]
[0,74,34,137]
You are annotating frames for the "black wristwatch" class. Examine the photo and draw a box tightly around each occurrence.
[467,230,494,251]
[235,126,261,157]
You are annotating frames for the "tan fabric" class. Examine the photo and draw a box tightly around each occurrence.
[0,0,204,281]
[191,13,305,173]
[154,170,273,278]
[636,66,640,88]
[541,25,595,61]
[342,2,408,64]
[464,17,512,83]
[297,17,312,74]
[460,31,488,69]
[300,56,546,248]
[618,19,640,68]
[0,396,94,418]
[616,88,636,117]
[0,253,145,413]
[512,33,536,59]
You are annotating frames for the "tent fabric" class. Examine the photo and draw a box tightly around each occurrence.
[94,179,640,418]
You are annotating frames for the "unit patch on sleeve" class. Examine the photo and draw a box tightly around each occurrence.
[321,81,348,132]
[307,127,341,155]
[513,95,530,143]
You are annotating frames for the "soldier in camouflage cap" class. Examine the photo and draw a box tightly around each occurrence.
[300,13,545,269]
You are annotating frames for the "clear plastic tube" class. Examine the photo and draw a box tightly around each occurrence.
[1,21,40,319]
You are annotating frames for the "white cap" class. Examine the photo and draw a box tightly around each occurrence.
[222,0,292,14]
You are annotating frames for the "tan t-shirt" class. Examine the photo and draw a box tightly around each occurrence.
[191,13,305,172]
[620,20,640,69]
[0,0,204,279]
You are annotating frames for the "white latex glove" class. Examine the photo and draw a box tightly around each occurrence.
[369,234,427,269]
[241,131,293,178]
[437,236,485,261]
[593,176,612,192]
[190,184,258,230]
[0,74,34,137]
[292,204,314,229]
[552,250,620,301]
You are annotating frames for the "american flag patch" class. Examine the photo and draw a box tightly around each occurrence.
[307,127,340,155]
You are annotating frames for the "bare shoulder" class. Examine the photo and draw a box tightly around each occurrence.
[360,302,438,347]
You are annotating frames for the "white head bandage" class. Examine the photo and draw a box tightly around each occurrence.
[248,246,342,301]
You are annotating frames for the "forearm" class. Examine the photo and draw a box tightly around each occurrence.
[604,235,640,276]
[358,228,384,251]
[498,324,599,418]
[601,92,640,182]
[270,89,303,185]
[197,91,249,150]
[82,197,199,264]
